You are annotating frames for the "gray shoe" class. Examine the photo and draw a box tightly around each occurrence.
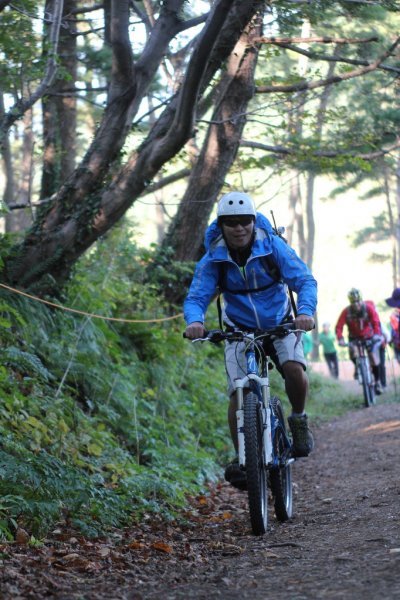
[288,414,314,458]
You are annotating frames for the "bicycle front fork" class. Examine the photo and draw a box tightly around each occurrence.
[236,387,273,468]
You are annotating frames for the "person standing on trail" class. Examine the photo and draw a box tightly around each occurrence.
[319,322,339,379]
[302,330,313,361]
[385,288,400,364]
[335,288,383,395]
[183,191,317,490]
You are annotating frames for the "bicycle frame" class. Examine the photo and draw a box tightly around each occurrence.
[350,339,373,383]
[234,335,291,470]
[187,324,298,533]
[349,338,375,407]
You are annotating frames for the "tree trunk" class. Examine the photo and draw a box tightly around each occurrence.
[383,166,397,289]
[163,15,262,263]
[295,176,306,261]
[5,0,264,291]
[0,90,15,209]
[41,0,77,199]
[304,53,337,269]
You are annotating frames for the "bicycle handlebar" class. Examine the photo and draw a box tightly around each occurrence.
[183,323,306,344]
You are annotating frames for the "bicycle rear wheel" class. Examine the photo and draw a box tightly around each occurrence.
[359,358,375,407]
[269,396,293,522]
[244,391,268,535]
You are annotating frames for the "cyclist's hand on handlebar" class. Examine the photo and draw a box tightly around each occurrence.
[184,322,206,340]
[294,314,315,332]
[338,337,346,347]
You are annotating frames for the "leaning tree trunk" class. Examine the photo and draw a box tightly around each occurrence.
[5,0,265,292]
[162,15,262,263]
[41,0,77,200]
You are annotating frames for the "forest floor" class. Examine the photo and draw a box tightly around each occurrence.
[2,378,400,599]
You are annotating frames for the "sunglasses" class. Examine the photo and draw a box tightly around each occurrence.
[221,216,254,228]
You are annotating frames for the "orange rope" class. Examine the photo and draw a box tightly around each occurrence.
[0,283,183,323]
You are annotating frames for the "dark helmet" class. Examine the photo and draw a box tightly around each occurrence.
[348,288,362,304]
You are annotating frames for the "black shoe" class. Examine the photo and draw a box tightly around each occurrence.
[224,458,247,491]
[288,414,314,458]
[375,382,382,395]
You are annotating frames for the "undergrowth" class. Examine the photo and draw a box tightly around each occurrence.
[0,223,368,540]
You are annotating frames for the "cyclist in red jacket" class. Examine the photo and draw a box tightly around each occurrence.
[335,288,383,394]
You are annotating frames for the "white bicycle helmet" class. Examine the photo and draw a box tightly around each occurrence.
[217,192,256,218]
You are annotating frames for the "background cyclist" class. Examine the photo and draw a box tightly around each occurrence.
[335,288,383,395]
[183,191,317,489]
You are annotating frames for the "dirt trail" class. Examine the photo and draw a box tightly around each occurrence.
[2,401,400,599]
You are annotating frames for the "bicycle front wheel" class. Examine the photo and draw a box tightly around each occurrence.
[269,396,293,522]
[244,392,268,536]
[359,358,375,407]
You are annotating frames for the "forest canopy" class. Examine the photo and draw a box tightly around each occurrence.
[0,0,399,291]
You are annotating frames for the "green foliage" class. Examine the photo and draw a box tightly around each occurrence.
[0,2,48,94]
[0,226,229,539]
[0,224,373,540]
[352,213,390,246]
[142,243,196,306]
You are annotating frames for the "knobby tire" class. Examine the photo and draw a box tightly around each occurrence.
[269,396,293,522]
[359,357,375,407]
[244,391,268,535]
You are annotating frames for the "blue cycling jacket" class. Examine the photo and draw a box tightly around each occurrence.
[184,213,317,330]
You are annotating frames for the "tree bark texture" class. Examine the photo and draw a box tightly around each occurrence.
[5,0,265,289]
[41,0,77,200]
[0,90,15,210]
[162,16,262,263]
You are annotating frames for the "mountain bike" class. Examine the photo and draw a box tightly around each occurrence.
[349,338,376,407]
[186,323,299,536]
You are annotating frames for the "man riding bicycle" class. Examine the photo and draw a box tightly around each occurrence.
[183,191,318,489]
[335,288,383,395]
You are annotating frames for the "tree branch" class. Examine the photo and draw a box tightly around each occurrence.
[254,35,379,45]
[140,168,191,195]
[240,137,400,160]
[271,42,400,75]
[176,12,209,33]
[151,0,236,157]
[256,36,400,94]
[69,3,104,15]
[0,0,64,138]
[108,0,134,103]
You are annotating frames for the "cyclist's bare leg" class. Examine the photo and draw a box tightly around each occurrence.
[368,350,380,367]
[368,349,381,384]
[282,361,314,456]
[281,360,308,413]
